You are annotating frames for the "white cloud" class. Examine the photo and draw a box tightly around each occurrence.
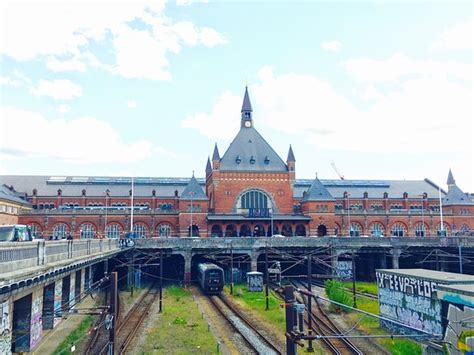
[176,0,209,5]
[181,91,241,139]
[31,79,83,100]
[0,76,21,87]
[0,1,227,80]
[127,100,137,108]
[343,53,470,83]
[0,106,172,164]
[184,64,472,156]
[321,40,342,52]
[431,17,473,51]
[58,104,71,113]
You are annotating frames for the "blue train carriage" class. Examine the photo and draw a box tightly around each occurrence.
[198,263,225,294]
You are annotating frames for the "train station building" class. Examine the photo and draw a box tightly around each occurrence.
[1,88,473,238]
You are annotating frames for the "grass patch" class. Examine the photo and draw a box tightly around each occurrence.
[380,338,422,355]
[342,281,378,296]
[139,286,218,354]
[52,315,94,355]
[225,284,286,332]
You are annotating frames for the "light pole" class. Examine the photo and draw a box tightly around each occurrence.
[419,194,425,237]
[104,189,109,238]
[438,186,445,236]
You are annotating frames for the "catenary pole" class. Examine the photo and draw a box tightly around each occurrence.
[307,256,314,352]
[265,241,269,311]
[159,250,163,312]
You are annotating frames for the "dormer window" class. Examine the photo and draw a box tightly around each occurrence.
[250,156,255,164]
[235,155,242,164]
[264,156,270,165]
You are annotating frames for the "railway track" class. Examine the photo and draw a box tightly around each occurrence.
[289,280,364,355]
[205,292,281,355]
[84,285,158,355]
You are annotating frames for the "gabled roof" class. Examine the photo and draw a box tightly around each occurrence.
[180,175,207,200]
[287,145,295,162]
[443,184,473,206]
[219,126,288,172]
[0,184,30,205]
[302,175,334,201]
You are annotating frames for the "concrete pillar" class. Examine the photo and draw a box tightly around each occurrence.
[69,272,75,309]
[29,288,43,350]
[184,252,192,285]
[391,248,401,269]
[0,298,13,355]
[81,268,86,295]
[53,280,62,327]
[380,253,388,269]
[250,252,259,272]
[75,270,81,302]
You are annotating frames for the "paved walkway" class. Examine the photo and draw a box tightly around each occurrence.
[32,296,96,355]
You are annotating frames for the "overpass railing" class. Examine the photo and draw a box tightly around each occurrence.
[0,239,120,273]
[133,236,474,250]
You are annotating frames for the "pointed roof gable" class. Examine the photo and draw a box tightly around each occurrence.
[443,184,473,206]
[205,157,212,174]
[180,174,207,200]
[302,174,334,201]
[241,86,252,113]
[220,126,287,172]
[212,143,220,161]
[287,145,295,162]
[447,169,455,185]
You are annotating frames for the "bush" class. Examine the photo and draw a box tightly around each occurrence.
[325,280,352,312]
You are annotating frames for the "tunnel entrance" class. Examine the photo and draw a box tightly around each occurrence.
[12,294,32,352]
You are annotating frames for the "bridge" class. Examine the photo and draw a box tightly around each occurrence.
[0,236,472,353]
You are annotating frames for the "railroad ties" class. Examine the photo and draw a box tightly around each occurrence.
[206,292,281,355]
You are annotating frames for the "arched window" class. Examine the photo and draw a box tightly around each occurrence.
[317,225,327,237]
[349,223,362,237]
[253,224,266,237]
[370,222,385,237]
[158,224,172,237]
[80,223,96,239]
[225,225,237,238]
[133,223,148,238]
[436,222,450,236]
[414,222,427,237]
[238,190,271,210]
[295,224,306,237]
[282,224,293,237]
[28,223,42,238]
[53,223,68,239]
[211,225,223,238]
[391,223,407,237]
[239,224,251,237]
[188,225,199,237]
[106,223,122,239]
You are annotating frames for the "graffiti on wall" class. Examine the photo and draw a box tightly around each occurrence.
[54,281,62,327]
[247,273,263,292]
[376,271,442,336]
[336,261,353,280]
[29,294,42,349]
[442,304,474,355]
[0,300,11,355]
[69,274,75,311]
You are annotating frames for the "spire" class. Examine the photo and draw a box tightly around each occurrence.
[287,145,295,162]
[447,169,455,186]
[212,143,220,161]
[241,86,253,128]
[206,156,212,174]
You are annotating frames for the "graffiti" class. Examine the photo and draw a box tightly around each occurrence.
[336,261,353,280]
[378,272,442,336]
[247,273,263,292]
[0,301,11,355]
[376,271,437,297]
[69,275,75,310]
[30,295,42,349]
[443,304,474,355]
[54,282,62,327]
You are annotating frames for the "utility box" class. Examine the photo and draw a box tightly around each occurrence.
[247,271,263,292]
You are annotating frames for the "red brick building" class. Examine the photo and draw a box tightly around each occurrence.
[1,88,473,238]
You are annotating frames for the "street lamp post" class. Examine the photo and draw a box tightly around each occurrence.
[438,187,445,236]
[104,190,109,238]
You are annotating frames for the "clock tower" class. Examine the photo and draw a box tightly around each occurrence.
[241,86,253,128]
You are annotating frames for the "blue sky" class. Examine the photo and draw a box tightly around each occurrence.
[0,1,472,192]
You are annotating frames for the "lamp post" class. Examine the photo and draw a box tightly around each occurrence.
[438,187,445,236]
[104,189,109,238]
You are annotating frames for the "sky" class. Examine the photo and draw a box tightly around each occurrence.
[0,0,473,192]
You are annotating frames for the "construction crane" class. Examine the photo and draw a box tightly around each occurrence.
[330,161,345,180]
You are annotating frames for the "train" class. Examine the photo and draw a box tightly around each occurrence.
[197,263,225,294]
